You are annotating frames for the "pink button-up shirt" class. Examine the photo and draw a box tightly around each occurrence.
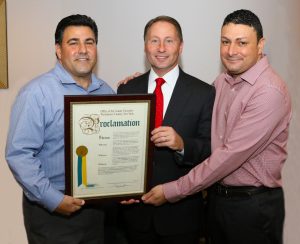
[163,56,292,202]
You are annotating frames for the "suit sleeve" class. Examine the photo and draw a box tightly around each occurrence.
[175,86,215,167]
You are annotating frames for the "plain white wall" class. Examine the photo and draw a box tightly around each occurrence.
[1,0,299,243]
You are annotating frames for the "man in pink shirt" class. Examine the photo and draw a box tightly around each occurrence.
[142,9,292,244]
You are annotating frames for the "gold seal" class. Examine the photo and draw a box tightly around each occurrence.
[76,146,88,157]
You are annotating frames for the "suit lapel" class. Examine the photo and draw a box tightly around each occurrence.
[163,70,192,127]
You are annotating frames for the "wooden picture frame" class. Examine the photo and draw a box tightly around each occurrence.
[64,94,155,203]
[0,0,8,89]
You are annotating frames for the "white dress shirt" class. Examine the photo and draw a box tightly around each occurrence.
[148,65,179,117]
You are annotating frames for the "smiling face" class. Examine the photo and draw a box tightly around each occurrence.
[220,23,265,77]
[144,21,183,77]
[55,26,97,85]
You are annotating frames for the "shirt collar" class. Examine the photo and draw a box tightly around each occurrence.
[54,62,105,91]
[149,65,179,89]
[225,55,270,86]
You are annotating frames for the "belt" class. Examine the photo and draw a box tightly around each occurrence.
[211,183,280,198]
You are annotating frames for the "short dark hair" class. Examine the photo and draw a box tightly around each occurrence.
[144,15,183,42]
[55,14,98,45]
[222,9,263,41]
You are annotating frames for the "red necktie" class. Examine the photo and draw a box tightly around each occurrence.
[154,78,165,128]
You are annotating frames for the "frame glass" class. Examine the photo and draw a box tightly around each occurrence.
[64,94,155,202]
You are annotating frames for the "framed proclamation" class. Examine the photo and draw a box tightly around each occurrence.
[64,94,155,202]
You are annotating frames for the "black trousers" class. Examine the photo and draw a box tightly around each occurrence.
[23,195,105,244]
[207,187,284,244]
[125,225,199,244]
[121,203,202,244]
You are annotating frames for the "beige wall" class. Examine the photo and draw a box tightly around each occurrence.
[1,0,299,243]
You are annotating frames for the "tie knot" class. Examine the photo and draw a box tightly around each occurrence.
[155,78,165,87]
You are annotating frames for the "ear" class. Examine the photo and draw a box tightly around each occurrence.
[55,44,62,60]
[257,37,265,56]
[144,40,147,53]
[179,41,184,55]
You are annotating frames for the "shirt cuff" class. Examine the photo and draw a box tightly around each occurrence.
[163,181,182,203]
[42,187,65,212]
[176,148,184,156]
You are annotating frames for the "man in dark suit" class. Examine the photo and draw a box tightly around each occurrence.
[117,16,215,244]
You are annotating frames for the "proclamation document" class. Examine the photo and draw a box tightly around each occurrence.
[64,95,155,201]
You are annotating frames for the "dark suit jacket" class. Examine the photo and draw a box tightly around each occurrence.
[117,68,215,236]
